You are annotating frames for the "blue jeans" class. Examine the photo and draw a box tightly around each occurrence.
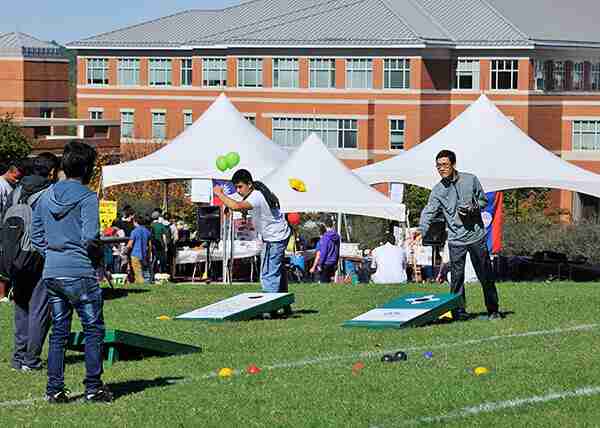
[44,278,105,395]
[260,235,290,293]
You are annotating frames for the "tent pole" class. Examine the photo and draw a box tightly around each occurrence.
[163,181,170,213]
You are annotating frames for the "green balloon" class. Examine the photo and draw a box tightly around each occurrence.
[216,156,228,172]
[225,152,240,169]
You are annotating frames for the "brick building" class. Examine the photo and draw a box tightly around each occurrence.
[67,0,600,219]
[0,32,70,120]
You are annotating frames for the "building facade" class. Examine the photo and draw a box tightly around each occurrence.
[0,32,70,120]
[68,0,600,218]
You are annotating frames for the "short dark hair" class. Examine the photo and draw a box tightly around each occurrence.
[231,169,253,185]
[436,150,456,165]
[32,152,59,178]
[122,204,135,218]
[15,158,32,176]
[318,224,327,235]
[324,217,334,228]
[62,141,97,184]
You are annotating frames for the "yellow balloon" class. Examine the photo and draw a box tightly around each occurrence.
[474,367,490,376]
[218,367,234,378]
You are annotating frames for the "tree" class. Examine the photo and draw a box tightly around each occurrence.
[403,184,431,226]
[0,114,31,166]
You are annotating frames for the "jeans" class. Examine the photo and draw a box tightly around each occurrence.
[449,239,499,314]
[45,277,105,395]
[260,235,290,293]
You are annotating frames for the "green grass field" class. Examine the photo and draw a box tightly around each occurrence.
[1,280,600,427]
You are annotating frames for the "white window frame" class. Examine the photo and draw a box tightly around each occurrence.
[309,58,336,89]
[183,109,193,130]
[453,60,480,90]
[572,62,585,90]
[88,108,104,120]
[553,61,566,91]
[389,119,405,150]
[271,117,357,149]
[383,58,410,89]
[149,58,172,86]
[118,58,140,86]
[86,58,109,85]
[181,58,193,86]
[592,63,600,91]
[534,59,546,91]
[346,58,373,89]
[272,58,299,88]
[573,120,600,151]
[237,57,262,88]
[202,57,227,87]
[151,110,167,140]
[491,59,519,90]
[120,109,135,139]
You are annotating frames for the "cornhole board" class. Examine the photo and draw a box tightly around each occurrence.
[67,329,201,367]
[175,292,295,322]
[343,292,461,329]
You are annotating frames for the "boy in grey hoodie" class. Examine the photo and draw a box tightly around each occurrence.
[31,141,112,403]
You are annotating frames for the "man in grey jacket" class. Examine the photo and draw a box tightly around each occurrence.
[417,150,500,321]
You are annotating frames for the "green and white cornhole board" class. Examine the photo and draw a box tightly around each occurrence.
[176,292,295,322]
[343,292,461,329]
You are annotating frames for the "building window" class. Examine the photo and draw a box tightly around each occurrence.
[389,119,405,150]
[491,59,518,90]
[453,60,479,90]
[534,60,546,91]
[384,58,410,89]
[237,58,262,88]
[273,58,299,88]
[118,58,140,86]
[202,58,227,87]
[572,62,585,90]
[152,111,167,140]
[309,58,336,88]
[183,110,193,130]
[40,108,53,119]
[592,63,600,91]
[181,58,193,86]
[89,109,103,120]
[573,120,600,151]
[87,58,109,85]
[272,117,357,149]
[244,115,256,125]
[346,59,373,89]
[149,59,172,86]
[553,61,566,91]
[121,111,134,138]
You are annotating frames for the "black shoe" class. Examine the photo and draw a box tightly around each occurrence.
[46,389,71,404]
[85,385,113,403]
[452,310,471,322]
[488,312,503,321]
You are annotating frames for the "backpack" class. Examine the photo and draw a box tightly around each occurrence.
[0,186,46,280]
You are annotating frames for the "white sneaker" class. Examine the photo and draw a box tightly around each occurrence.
[0,297,9,303]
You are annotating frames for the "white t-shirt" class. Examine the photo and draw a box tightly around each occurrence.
[371,242,408,284]
[245,189,290,242]
[0,176,14,214]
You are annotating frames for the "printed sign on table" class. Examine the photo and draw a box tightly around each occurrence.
[99,200,118,231]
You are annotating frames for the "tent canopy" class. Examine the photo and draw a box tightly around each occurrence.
[262,133,405,221]
[355,95,600,198]
[102,93,287,188]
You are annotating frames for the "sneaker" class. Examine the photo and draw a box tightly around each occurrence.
[46,389,71,404]
[452,310,471,322]
[488,312,503,321]
[85,385,113,403]
[0,297,9,303]
[20,364,44,372]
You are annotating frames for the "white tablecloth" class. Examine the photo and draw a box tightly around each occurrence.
[176,241,262,265]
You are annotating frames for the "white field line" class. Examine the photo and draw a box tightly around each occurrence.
[0,323,597,409]
[373,385,600,427]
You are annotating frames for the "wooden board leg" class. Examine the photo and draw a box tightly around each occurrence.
[106,346,119,367]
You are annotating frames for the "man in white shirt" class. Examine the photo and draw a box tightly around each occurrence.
[370,239,408,284]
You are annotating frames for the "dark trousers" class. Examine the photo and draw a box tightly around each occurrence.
[45,277,105,395]
[319,264,337,283]
[12,277,50,369]
[449,239,499,314]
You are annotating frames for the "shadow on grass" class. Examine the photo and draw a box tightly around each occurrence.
[102,288,150,300]
[426,310,515,326]
[108,377,185,399]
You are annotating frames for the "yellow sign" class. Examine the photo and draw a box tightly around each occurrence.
[99,200,118,231]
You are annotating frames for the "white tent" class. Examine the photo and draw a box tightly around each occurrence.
[102,93,287,188]
[355,95,600,198]
[262,133,405,221]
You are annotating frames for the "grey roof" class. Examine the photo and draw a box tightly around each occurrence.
[0,32,64,57]
[67,0,600,50]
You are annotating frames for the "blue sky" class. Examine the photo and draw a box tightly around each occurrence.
[0,1,240,44]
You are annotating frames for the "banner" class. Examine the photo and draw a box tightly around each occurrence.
[212,180,236,206]
[99,200,118,231]
[483,192,503,254]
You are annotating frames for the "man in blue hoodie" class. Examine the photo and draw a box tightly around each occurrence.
[311,217,341,283]
[32,141,112,403]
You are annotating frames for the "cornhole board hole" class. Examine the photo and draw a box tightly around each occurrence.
[343,292,461,329]
[67,329,201,367]
[175,292,295,322]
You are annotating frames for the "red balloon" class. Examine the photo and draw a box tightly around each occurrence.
[287,213,301,226]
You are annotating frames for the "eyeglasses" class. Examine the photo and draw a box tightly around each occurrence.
[436,163,452,170]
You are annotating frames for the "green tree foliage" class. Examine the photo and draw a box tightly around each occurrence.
[0,114,31,165]
[403,184,431,226]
